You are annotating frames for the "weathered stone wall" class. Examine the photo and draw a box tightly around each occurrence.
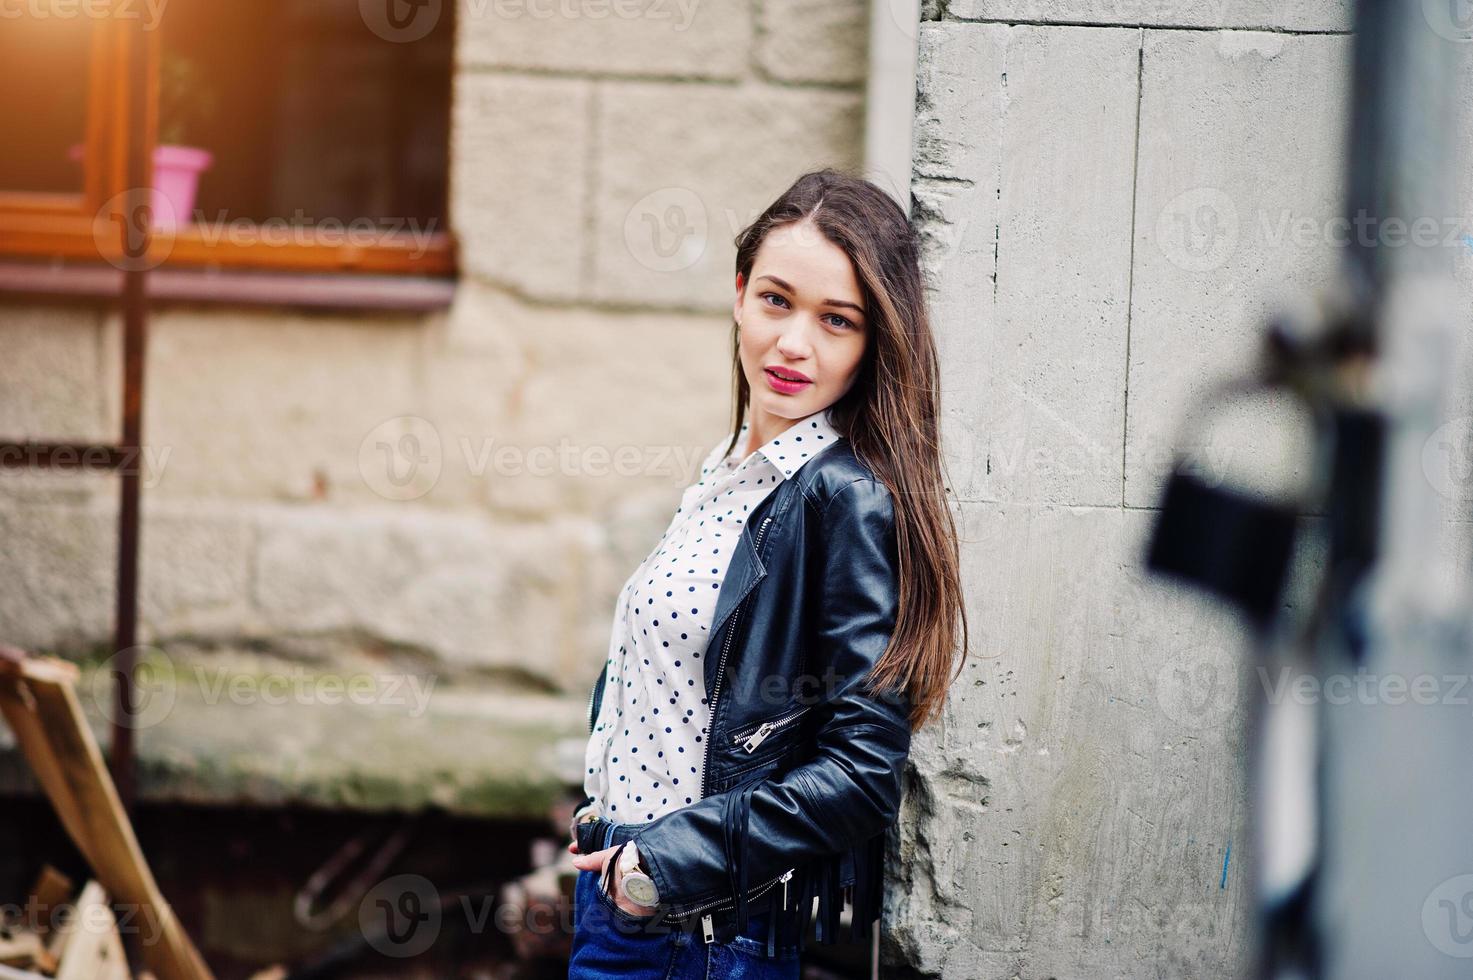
[892,3,1399,976]
[0,0,869,694]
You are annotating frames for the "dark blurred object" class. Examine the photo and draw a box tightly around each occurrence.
[1145,371,1318,632]
[1148,466,1300,629]
[498,838,576,964]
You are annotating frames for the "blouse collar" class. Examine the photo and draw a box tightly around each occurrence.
[731,405,844,480]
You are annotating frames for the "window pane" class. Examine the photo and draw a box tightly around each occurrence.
[159,0,452,235]
[0,16,91,195]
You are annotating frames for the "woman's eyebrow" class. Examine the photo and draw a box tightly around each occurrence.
[755,274,866,315]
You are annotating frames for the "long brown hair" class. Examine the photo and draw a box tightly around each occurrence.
[722,167,968,731]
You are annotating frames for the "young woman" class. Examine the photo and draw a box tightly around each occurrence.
[565,168,968,979]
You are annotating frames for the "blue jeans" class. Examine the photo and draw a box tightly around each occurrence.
[568,822,801,979]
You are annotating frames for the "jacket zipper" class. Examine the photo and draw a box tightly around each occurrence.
[733,706,810,753]
[673,513,783,927]
[699,513,772,799]
[669,866,794,923]
[586,662,604,735]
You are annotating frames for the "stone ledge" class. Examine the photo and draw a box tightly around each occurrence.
[940,1,1353,32]
[0,653,590,819]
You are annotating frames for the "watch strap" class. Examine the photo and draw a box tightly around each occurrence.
[599,839,628,902]
[617,840,643,875]
[606,839,659,908]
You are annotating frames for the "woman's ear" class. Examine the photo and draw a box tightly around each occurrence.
[733,271,745,324]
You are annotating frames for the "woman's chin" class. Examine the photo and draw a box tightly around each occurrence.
[753,387,819,416]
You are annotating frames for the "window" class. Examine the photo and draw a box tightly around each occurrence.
[0,0,455,277]
[0,12,124,252]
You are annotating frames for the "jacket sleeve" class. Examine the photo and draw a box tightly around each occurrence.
[630,477,912,914]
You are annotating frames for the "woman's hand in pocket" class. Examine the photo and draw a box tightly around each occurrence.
[570,846,651,917]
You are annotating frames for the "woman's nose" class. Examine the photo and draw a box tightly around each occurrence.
[776,320,817,358]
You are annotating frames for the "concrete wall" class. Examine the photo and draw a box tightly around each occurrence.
[0,0,870,692]
[891,2,1425,976]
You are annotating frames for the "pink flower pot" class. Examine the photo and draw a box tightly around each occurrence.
[69,143,214,230]
[150,145,213,230]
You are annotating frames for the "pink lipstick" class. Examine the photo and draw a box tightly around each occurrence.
[763,366,812,395]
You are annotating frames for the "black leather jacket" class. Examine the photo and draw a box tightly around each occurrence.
[573,437,912,951]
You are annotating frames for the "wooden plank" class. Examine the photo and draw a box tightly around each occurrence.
[0,682,100,871]
[0,263,458,313]
[0,217,456,275]
[0,654,213,980]
[0,646,78,682]
[26,864,74,938]
[0,192,87,215]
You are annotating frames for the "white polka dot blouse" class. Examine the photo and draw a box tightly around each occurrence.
[581,405,844,825]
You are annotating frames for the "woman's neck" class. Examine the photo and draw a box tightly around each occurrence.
[741,408,801,459]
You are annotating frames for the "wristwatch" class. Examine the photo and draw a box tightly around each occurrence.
[616,841,660,908]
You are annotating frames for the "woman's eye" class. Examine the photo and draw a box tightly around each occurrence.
[757,292,856,329]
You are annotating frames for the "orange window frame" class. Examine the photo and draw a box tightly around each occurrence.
[0,11,454,277]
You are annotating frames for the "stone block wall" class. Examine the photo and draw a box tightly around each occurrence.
[0,0,869,695]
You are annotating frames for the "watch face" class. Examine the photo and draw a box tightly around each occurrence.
[623,874,658,907]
